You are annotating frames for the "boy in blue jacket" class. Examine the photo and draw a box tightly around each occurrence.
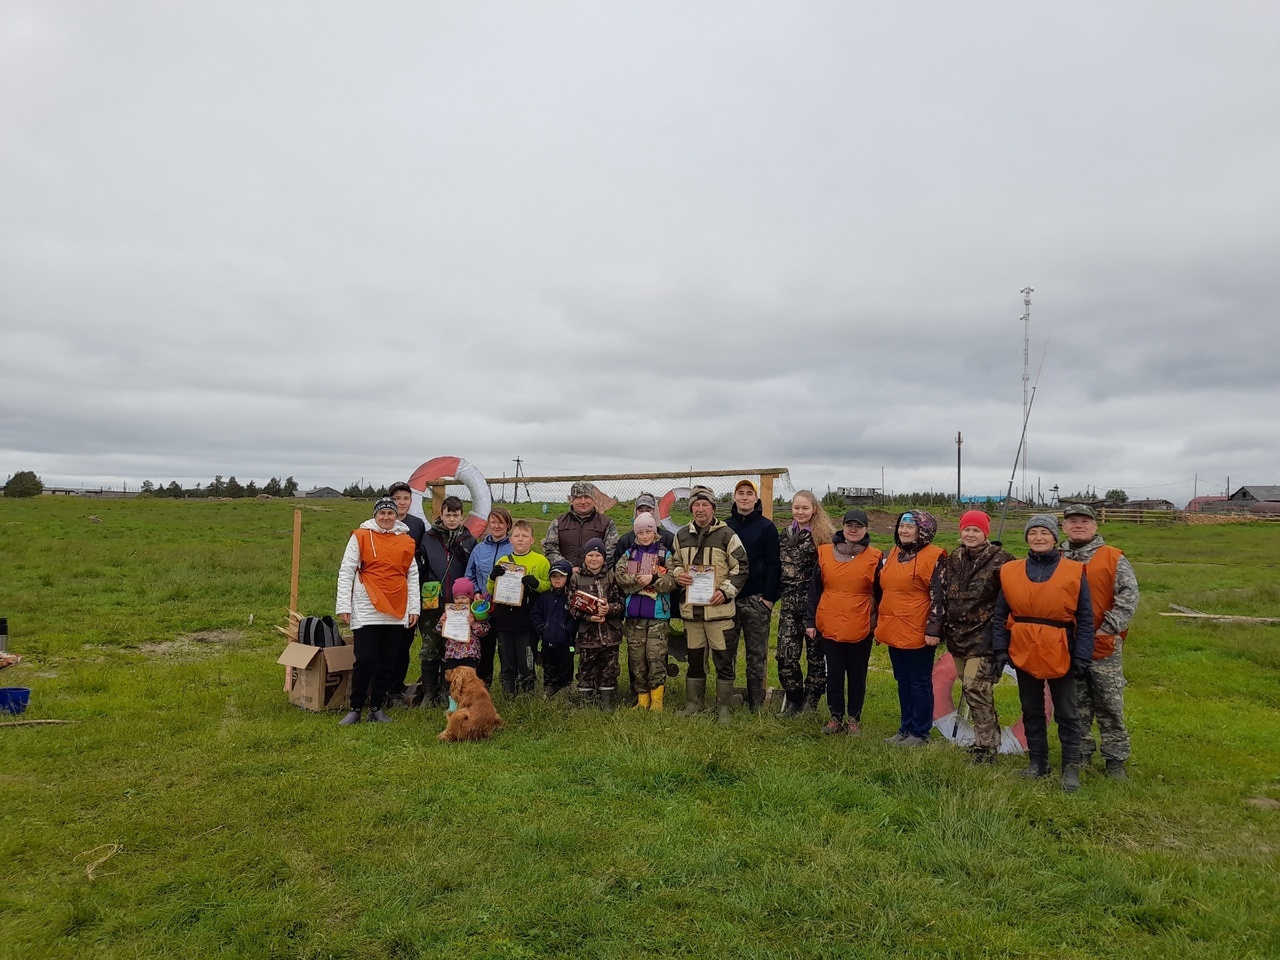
[530,559,577,699]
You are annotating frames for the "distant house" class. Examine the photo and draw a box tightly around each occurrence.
[1122,499,1175,511]
[1185,496,1228,513]
[301,486,342,499]
[833,486,879,505]
[1227,485,1280,503]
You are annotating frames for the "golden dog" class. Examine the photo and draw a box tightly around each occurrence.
[438,666,504,742]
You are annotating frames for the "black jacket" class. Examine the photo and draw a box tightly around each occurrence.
[419,521,477,603]
[726,501,782,603]
[530,588,578,648]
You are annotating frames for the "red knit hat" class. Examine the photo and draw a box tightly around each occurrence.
[958,510,991,537]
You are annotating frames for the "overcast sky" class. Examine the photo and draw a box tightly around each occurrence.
[3,2,1277,506]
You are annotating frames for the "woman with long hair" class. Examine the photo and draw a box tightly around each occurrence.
[777,490,834,714]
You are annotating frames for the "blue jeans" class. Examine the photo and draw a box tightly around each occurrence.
[888,644,937,738]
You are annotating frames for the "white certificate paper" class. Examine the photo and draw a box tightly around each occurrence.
[687,565,717,605]
[442,604,471,642]
[493,564,526,606]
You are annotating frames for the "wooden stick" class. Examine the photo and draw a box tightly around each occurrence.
[0,719,79,727]
[1159,612,1280,624]
[289,508,302,615]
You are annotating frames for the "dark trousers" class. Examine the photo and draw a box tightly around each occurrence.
[498,631,536,693]
[1016,669,1082,766]
[390,624,416,694]
[350,624,403,711]
[822,636,872,721]
[478,632,498,687]
[686,645,734,682]
[725,595,773,684]
[578,645,620,690]
[888,644,937,738]
[542,645,574,694]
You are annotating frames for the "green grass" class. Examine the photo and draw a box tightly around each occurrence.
[1,497,1278,959]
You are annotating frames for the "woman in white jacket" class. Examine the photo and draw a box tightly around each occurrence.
[336,498,420,724]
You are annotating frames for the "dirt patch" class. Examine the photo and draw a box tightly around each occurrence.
[139,630,247,658]
[1245,797,1280,811]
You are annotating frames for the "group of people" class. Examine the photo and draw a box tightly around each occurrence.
[332,478,1138,793]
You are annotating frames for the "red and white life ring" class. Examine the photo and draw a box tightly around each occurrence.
[657,486,693,534]
[930,651,1053,755]
[407,456,493,539]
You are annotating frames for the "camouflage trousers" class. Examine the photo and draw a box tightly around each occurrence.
[952,654,1001,752]
[1077,639,1131,762]
[624,618,669,694]
[776,598,826,704]
[577,644,620,692]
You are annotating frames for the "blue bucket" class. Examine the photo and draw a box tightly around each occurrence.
[0,687,31,715]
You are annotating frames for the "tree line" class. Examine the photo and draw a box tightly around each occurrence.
[140,476,299,498]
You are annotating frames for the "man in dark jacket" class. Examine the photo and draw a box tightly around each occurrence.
[724,479,781,712]
[416,495,477,706]
[543,481,619,572]
[389,481,429,704]
[611,492,676,564]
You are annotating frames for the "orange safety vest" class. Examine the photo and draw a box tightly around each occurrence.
[999,556,1084,680]
[1083,544,1127,660]
[814,543,883,643]
[876,544,945,649]
[354,528,416,619]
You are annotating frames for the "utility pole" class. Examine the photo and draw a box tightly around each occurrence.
[1020,286,1033,504]
[956,431,963,506]
[512,457,532,504]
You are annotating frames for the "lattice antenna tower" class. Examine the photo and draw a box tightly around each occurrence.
[1020,286,1033,503]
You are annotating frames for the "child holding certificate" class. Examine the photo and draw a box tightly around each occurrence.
[441,578,488,674]
[614,513,677,711]
[487,519,550,698]
[570,538,624,710]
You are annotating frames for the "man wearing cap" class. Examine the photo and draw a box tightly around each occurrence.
[668,485,749,724]
[991,514,1095,792]
[724,478,782,712]
[1060,504,1140,780]
[543,481,619,572]
[610,492,676,564]
[926,510,1014,762]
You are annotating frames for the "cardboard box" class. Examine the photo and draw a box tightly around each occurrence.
[277,642,355,711]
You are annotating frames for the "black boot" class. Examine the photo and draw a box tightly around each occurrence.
[1062,765,1081,792]
[1020,754,1051,779]
[501,678,517,699]
[716,679,734,725]
[681,678,706,716]
[1105,759,1128,780]
[420,660,440,708]
[600,688,616,712]
[780,690,804,717]
[577,687,598,708]
[746,679,765,714]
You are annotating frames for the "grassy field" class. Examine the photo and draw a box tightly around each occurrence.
[1,496,1278,959]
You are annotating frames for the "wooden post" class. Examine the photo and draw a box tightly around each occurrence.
[760,472,776,520]
[289,508,302,614]
[430,483,447,520]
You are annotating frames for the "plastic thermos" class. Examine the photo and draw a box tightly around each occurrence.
[0,618,7,653]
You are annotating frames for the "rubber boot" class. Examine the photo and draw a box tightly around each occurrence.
[633,691,651,710]
[600,688,616,712]
[368,709,392,723]
[1105,759,1128,781]
[649,686,664,712]
[1062,765,1081,793]
[501,678,517,700]
[716,679,734,725]
[577,687,597,708]
[1020,754,1051,779]
[338,710,361,725]
[780,690,804,717]
[681,677,706,716]
[746,678,765,714]
[420,660,440,709]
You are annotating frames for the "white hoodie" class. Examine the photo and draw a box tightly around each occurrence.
[335,519,420,629]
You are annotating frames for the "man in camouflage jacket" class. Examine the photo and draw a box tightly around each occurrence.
[926,510,1014,762]
[1061,504,1140,779]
